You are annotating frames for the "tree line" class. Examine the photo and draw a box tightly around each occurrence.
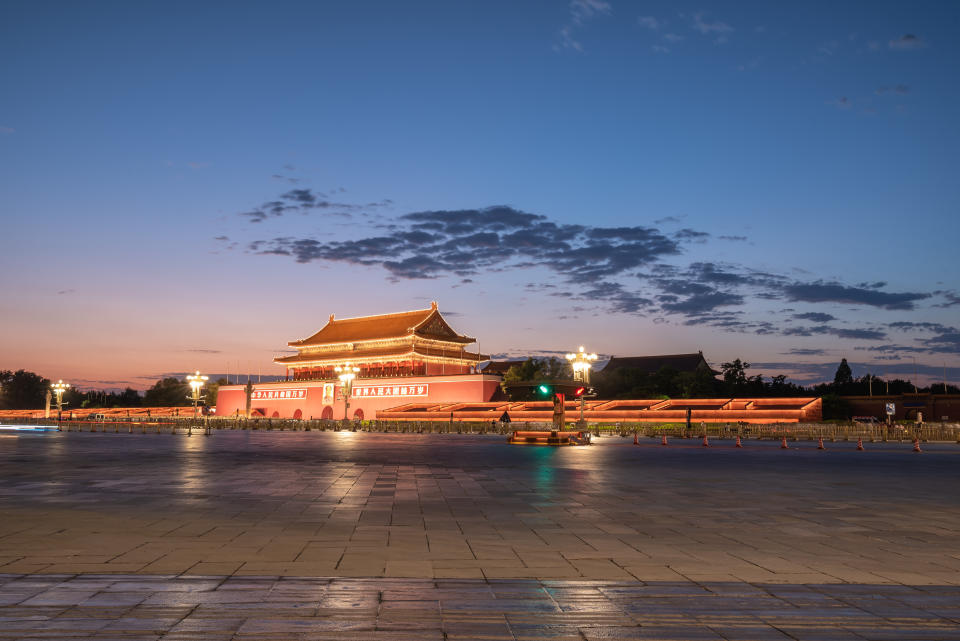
[0,370,227,410]
[2,360,955,411]
[501,357,957,402]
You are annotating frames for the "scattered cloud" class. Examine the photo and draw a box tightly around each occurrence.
[793,312,836,323]
[783,325,886,340]
[782,348,827,356]
[234,194,946,349]
[888,34,925,50]
[888,321,952,333]
[817,40,839,56]
[827,96,852,109]
[875,85,909,95]
[187,162,209,169]
[927,332,960,352]
[674,228,709,242]
[570,0,610,24]
[662,33,683,43]
[783,281,930,310]
[557,0,611,52]
[185,348,223,354]
[638,16,660,30]
[240,188,392,223]
[652,45,670,54]
[692,12,732,38]
[933,292,960,308]
[654,216,682,224]
[0,126,14,135]
[56,289,76,295]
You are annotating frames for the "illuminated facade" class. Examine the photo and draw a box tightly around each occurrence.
[215,302,500,419]
[277,301,483,380]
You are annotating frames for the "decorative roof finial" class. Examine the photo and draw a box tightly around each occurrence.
[430,300,438,310]
[329,313,335,322]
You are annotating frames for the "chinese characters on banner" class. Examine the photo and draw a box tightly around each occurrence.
[250,388,307,401]
[352,384,429,398]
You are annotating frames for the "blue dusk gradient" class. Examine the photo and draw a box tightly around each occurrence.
[1,1,958,390]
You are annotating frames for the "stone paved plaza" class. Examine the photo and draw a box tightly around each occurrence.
[1,430,958,639]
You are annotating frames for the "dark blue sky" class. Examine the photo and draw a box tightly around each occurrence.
[1,1,957,389]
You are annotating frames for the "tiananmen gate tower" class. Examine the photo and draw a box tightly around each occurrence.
[214,302,501,420]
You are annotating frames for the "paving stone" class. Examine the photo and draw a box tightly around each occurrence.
[1,432,959,637]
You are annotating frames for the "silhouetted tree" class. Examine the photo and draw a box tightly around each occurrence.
[204,378,228,407]
[502,358,572,400]
[0,369,51,409]
[143,377,191,407]
[833,359,854,388]
[720,359,750,389]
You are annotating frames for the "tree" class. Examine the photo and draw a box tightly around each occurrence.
[143,377,191,407]
[0,369,51,409]
[502,357,572,401]
[833,358,854,388]
[117,387,142,406]
[204,378,228,407]
[720,359,750,389]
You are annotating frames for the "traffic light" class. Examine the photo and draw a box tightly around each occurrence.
[537,383,552,398]
[573,386,586,397]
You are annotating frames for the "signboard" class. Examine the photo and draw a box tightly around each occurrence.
[352,384,429,398]
[885,403,895,416]
[250,388,307,401]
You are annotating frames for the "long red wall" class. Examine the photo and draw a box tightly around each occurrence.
[215,375,501,420]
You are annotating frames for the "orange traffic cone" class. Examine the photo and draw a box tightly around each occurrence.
[633,432,639,445]
[702,434,709,447]
[735,435,742,448]
[780,436,789,449]
[817,437,825,450]
[857,438,864,451]
[913,438,921,453]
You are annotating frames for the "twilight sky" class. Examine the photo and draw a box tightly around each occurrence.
[1,1,958,391]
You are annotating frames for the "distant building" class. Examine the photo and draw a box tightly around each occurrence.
[601,352,717,376]
[481,360,529,376]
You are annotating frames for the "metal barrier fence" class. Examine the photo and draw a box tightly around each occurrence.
[6,416,960,442]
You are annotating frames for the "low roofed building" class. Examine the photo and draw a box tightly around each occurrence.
[601,351,717,375]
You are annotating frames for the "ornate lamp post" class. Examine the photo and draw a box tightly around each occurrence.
[566,346,598,424]
[51,380,70,431]
[335,363,360,422]
[186,371,208,430]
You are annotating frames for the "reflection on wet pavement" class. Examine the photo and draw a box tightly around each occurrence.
[1,431,959,637]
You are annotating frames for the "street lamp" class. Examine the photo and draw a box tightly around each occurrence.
[335,363,360,422]
[51,380,70,431]
[186,371,208,419]
[566,346,598,424]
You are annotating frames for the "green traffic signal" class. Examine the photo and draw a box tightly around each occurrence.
[538,384,551,396]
